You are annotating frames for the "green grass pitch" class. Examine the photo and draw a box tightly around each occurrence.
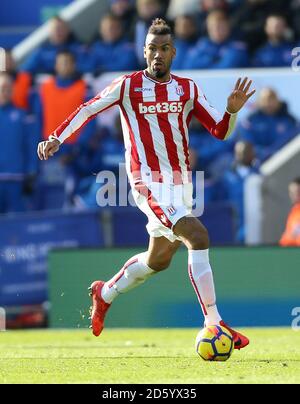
[1,328,300,384]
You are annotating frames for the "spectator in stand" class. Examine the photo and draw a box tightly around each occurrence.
[134,0,168,66]
[100,116,125,173]
[3,49,32,110]
[74,116,125,209]
[184,10,249,69]
[35,50,96,147]
[21,16,90,75]
[280,177,300,247]
[238,88,298,162]
[167,0,200,20]
[109,0,137,36]
[75,116,125,179]
[253,15,294,67]
[33,51,96,209]
[0,73,38,214]
[218,141,259,243]
[197,0,231,36]
[231,0,290,52]
[188,147,220,206]
[189,117,232,179]
[172,15,199,70]
[90,14,138,75]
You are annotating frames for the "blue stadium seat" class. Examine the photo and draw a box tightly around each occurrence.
[111,207,149,247]
[0,33,30,48]
[0,0,71,26]
[201,203,236,245]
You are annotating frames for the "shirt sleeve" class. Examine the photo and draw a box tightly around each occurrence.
[193,82,237,141]
[52,75,127,144]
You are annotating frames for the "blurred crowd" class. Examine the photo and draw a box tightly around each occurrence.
[1,0,300,244]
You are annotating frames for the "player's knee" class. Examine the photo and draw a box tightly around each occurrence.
[187,227,210,250]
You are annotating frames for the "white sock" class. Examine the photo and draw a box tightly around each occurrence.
[188,249,222,326]
[101,252,156,303]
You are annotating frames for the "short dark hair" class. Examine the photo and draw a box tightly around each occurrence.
[56,50,75,61]
[291,177,300,186]
[0,71,13,81]
[266,13,287,22]
[101,13,122,24]
[148,18,172,37]
[52,15,67,24]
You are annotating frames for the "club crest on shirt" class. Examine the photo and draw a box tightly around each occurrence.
[176,86,184,96]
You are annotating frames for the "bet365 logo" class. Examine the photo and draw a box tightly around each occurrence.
[292,307,300,331]
[139,102,183,114]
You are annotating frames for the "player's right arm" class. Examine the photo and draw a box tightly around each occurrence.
[37,75,126,160]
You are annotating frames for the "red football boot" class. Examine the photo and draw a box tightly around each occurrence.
[88,281,111,337]
[220,320,250,350]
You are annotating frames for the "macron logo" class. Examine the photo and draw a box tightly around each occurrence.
[139,102,183,115]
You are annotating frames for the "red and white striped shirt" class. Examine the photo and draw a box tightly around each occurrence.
[53,70,237,185]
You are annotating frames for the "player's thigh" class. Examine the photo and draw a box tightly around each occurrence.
[173,215,209,250]
[147,236,182,271]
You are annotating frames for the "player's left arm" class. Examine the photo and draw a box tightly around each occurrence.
[193,77,256,141]
[37,75,127,161]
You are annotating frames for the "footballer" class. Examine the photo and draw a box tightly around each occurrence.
[38,19,255,349]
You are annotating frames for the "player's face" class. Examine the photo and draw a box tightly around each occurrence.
[144,34,176,79]
[207,19,230,44]
[55,54,75,78]
[258,89,280,115]
[4,52,15,72]
[289,183,300,204]
[50,19,70,45]
[0,75,13,106]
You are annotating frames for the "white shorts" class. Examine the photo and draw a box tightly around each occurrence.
[132,182,193,243]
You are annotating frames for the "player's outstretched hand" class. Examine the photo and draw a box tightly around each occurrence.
[227,77,256,114]
[37,137,61,161]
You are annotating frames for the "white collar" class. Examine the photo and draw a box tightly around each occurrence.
[143,70,173,85]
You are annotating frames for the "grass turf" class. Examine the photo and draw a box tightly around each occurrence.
[0,328,300,384]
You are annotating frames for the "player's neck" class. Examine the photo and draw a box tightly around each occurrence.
[145,69,171,84]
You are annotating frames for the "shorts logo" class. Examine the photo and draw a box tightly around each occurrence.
[167,206,177,216]
[139,102,183,114]
[160,214,169,225]
[176,86,184,96]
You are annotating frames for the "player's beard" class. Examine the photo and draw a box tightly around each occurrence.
[153,69,166,79]
[151,64,170,79]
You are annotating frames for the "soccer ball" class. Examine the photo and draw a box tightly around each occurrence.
[195,325,234,362]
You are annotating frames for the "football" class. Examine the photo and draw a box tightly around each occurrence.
[195,325,234,362]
